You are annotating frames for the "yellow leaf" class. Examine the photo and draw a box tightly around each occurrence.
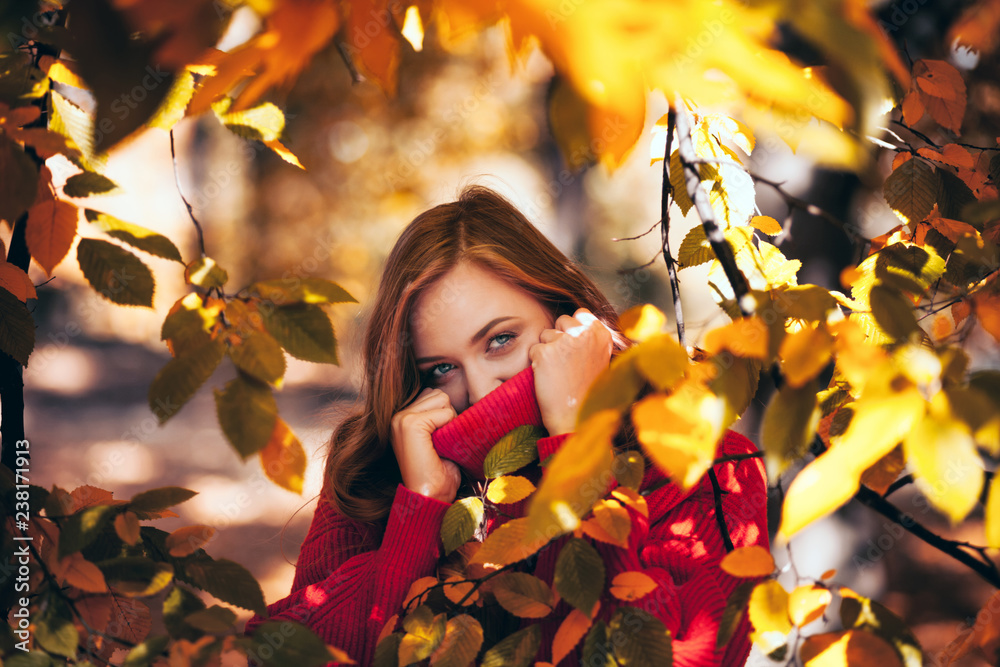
[903,411,983,524]
[609,571,658,601]
[165,524,215,557]
[632,384,726,489]
[25,199,78,275]
[748,580,792,635]
[703,317,769,360]
[633,333,690,392]
[788,585,832,627]
[113,511,140,546]
[60,552,108,592]
[987,473,1000,549]
[618,304,666,342]
[719,545,775,578]
[39,56,87,89]
[263,139,304,169]
[551,608,592,665]
[259,417,307,494]
[401,5,424,51]
[751,215,782,235]
[527,410,618,538]
[778,448,864,543]
[780,324,834,388]
[591,499,630,548]
[800,629,903,667]
[486,475,536,504]
[610,487,648,517]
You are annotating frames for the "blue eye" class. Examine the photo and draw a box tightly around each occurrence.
[489,332,517,350]
[429,363,455,379]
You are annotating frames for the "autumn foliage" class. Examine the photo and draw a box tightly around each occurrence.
[2,0,1000,665]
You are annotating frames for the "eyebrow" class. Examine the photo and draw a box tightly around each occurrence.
[415,316,517,365]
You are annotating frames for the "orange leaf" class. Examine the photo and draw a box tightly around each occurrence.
[552,608,592,664]
[901,91,924,126]
[929,217,978,242]
[442,575,478,606]
[953,299,971,325]
[913,59,966,133]
[891,151,913,171]
[61,552,108,592]
[720,545,775,578]
[591,499,630,548]
[263,138,304,169]
[25,199,77,275]
[800,629,902,667]
[70,485,125,513]
[0,261,36,302]
[114,511,141,546]
[343,0,402,95]
[12,128,78,159]
[750,215,782,235]
[702,317,769,360]
[0,104,40,129]
[403,576,438,610]
[260,417,307,494]
[165,524,215,557]
[377,614,398,645]
[974,291,1000,342]
[609,571,658,601]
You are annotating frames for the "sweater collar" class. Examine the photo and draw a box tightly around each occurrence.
[431,365,544,481]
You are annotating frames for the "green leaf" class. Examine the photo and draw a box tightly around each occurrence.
[937,169,977,222]
[128,486,198,515]
[0,133,39,224]
[0,287,35,366]
[227,330,286,385]
[76,238,155,307]
[374,633,402,667]
[554,538,605,614]
[869,284,920,341]
[184,605,237,633]
[480,624,541,667]
[181,557,267,617]
[184,256,229,289]
[213,97,285,143]
[98,557,174,597]
[492,572,555,618]
[582,621,616,667]
[214,374,278,459]
[247,621,336,667]
[35,594,79,658]
[883,157,937,227]
[610,605,673,667]
[147,337,226,424]
[58,504,115,559]
[260,303,338,364]
[761,380,819,483]
[85,209,182,262]
[718,580,755,649]
[251,277,357,306]
[0,53,48,105]
[64,172,119,197]
[428,615,484,667]
[123,635,171,667]
[771,285,838,322]
[441,497,484,555]
[163,584,207,642]
[482,425,545,477]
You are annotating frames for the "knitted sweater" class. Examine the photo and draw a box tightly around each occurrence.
[243,366,768,666]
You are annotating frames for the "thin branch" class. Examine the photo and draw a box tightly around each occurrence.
[708,468,734,552]
[713,450,764,467]
[170,129,206,257]
[611,218,661,242]
[883,474,914,498]
[891,119,940,149]
[672,96,753,317]
[617,251,660,273]
[334,35,364,84]
[853,485,1000,588]
[660,108,685,346]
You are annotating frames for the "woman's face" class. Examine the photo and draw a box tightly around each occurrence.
[410,261,555,414]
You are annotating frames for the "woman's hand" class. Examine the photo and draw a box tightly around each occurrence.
[390,388,462,503]
[529,307,613,436]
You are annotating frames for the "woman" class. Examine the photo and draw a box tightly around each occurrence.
[243,185,768,666]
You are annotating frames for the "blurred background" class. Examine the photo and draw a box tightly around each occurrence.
[19,1,1000,664]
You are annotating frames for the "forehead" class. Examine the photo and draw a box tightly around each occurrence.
[409,262,540,349]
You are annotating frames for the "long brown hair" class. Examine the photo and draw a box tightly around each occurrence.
[323,185,632,524]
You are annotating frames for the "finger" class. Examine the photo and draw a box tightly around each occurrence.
[574,308,597,324]
[409,388,449,409]
[554,313,582,333]
[539,328,563,344]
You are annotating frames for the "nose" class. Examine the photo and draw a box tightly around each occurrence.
[466,370,504,408]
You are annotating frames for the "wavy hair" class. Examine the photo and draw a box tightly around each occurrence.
[323,185,632,524]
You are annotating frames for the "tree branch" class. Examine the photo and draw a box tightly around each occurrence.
[672,96,753,317]
[660,108,685,346]
[170,129,206,257]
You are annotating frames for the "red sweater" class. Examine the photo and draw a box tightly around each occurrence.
[243,366,768,666]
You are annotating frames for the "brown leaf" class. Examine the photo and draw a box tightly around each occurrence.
[114,511,141,546]
[165,524,215,557]
[0,261,36,302]
[61,552,109,592]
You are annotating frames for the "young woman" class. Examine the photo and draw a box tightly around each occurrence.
[243,185,768,666]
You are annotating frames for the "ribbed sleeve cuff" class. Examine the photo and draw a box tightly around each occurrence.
[378,483,452,578]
